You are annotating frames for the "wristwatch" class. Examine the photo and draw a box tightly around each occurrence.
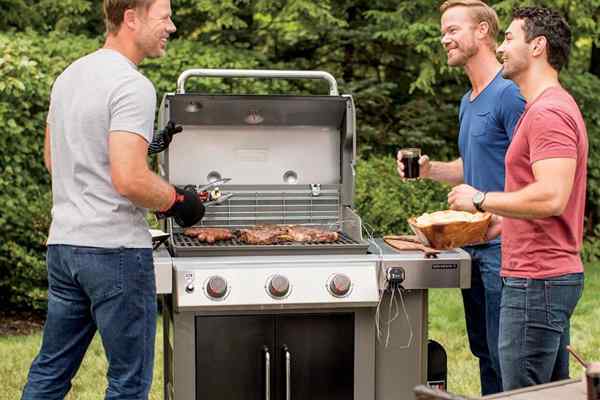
[472,191,487,212]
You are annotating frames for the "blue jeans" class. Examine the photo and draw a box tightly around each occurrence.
[22,245,157,400]
[462,243,503,395]
[499,273,584,391]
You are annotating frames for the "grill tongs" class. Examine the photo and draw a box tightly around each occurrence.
[184,177,233,206]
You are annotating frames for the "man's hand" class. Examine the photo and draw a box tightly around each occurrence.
[485,214,502,241]
[447,184,478,212]
[396,153,431,179]
[148,121,183,155]
[157,186,205,227]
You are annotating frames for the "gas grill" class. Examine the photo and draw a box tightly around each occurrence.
[153,69,471,400]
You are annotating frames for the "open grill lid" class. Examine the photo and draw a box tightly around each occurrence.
[158,69,357,207]
[157,69,364,256]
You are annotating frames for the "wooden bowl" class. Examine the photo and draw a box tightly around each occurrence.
[408,211,492,250]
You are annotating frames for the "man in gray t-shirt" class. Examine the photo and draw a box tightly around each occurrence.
[22,1,204,399]
[46,48,157,248]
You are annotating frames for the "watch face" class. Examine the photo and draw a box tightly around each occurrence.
[473,192,484,204]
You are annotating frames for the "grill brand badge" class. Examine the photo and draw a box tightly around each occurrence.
[431,263,458,270]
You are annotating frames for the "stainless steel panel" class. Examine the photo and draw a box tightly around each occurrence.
[371,239,472,289]
[173,258,379,312]
[153,248,173,294]
[166,126,341,186]
[375,290,428,400]
[167,95,347,126]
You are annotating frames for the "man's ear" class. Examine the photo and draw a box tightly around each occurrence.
[531,36,547,57]
[123,8,137,31]
[477,21,491,38]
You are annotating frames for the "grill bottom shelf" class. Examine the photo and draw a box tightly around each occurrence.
[170,232,369,257]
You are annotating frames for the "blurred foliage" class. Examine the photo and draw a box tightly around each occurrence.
[0,33,100,309]
[0,0,599,309]
[355,155,450,237]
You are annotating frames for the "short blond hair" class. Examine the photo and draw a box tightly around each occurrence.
[440,0,499,48]
[103,0,156,34]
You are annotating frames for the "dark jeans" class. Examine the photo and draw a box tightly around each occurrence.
[499,273,584,391]
[22,245,157,400]
[462,243,503,395]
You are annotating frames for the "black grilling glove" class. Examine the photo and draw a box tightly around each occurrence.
[159,187,205,227]
[148,121,183,155]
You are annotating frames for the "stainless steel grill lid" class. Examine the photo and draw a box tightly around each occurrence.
[157,69,363,255]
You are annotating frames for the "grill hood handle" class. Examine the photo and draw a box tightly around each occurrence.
[176,69,339,96]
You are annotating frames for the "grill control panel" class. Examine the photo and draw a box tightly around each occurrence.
[173,257,379,311]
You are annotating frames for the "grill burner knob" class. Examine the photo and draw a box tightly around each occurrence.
[206,276,227,299]
[185,283,194,294]
[329,274,351,297]
[267,275,290,298]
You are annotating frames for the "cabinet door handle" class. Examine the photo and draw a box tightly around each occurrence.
[283,345,291,400]
[263,346,271,400]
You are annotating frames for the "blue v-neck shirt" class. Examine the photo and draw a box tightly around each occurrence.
[458,71,525,193]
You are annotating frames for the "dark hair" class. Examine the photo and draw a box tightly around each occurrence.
[512,7,571,72]
[103,0,155,34]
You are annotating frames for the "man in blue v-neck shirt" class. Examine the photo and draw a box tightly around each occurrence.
[397,0,524,395]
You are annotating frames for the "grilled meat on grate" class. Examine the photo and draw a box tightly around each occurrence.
[238,225,294,245]
[183,227,233,244]
[284,225,339,242]
[238,225,338,245]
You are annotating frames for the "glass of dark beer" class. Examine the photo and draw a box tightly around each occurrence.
[399,148,421,179]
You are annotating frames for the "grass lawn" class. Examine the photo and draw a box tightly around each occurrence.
[1,262,598,399]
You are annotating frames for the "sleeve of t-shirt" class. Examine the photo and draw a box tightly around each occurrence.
[528,108,578,164]
[498,83,526,141]
[109,76,156,143]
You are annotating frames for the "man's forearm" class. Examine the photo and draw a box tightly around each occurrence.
[428,159,463,186]
[118,171,174,211]
[483,181,564,219]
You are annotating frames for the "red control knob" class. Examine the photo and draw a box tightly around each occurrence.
[329,274,351,297]
[206,276,228,299]
[268,275,290,298]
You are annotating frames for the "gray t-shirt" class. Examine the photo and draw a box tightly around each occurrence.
[47,49,156,248]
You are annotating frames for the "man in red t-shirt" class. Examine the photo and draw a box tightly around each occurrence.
[447,7,587,391]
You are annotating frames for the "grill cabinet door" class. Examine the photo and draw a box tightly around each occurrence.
[276,314,355,400]
[195,315,275,400]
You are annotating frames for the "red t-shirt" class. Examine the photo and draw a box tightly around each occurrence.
[501,86,588,278]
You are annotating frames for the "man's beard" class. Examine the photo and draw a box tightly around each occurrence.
[136,31,166,59]
[448,42,478,67]
[501,57,526,80]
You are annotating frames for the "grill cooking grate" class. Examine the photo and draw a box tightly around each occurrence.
[173,231,358,247]
[170,231,368,257]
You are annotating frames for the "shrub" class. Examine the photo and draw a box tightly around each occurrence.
[0,33,99,309]
[355,155,450,237]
